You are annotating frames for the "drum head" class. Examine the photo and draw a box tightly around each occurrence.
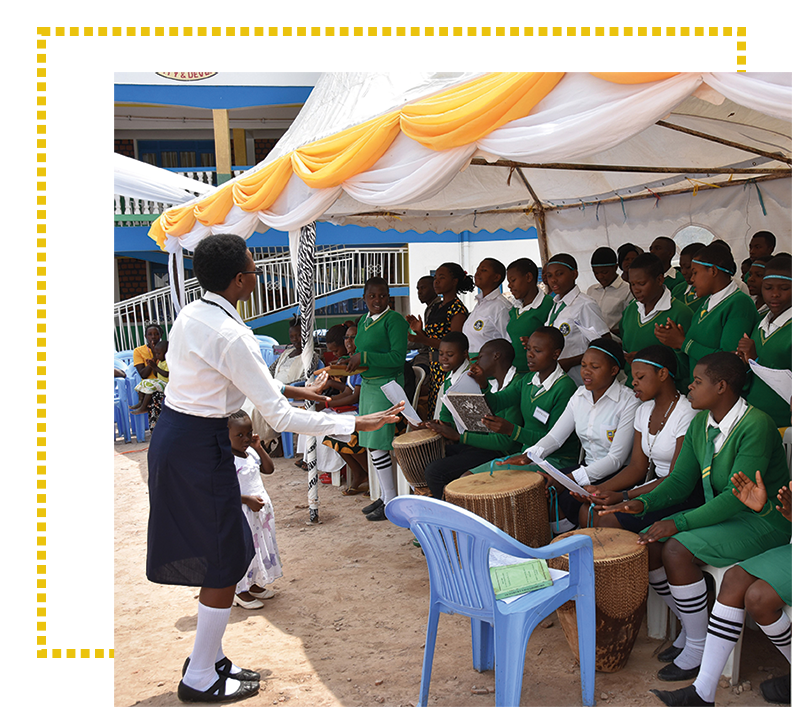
[551,527,646,563]
[392,429,440,447]
[446,470,544,496]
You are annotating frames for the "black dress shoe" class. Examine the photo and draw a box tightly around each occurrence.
[650,685,713,707]
[657,645,684,663]
[177,677,259,703]
[362,498,384,515]
[182,656,261,682]
[366,504,388,521]
[760,675,791,705]
[657,662,701,682]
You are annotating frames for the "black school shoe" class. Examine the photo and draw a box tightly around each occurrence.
[657,662,700,682]
[760,675,791,705]
[650,685,713,707]
[362,498,384,515]
[657,645,684,663]
[182,656,261,682]
[366,504,388,521]
[177,677,259,703]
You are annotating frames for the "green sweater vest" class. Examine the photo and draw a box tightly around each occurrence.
[671,282,708,315]
[639,405,791,534]
[745,317,792,427]
[506,294,554,373]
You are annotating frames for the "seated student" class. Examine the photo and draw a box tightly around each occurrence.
[422,338,522,499]
[654,242,759,376]
[737,254,792,428]
[467,327,579,475]
[586,247,633,336]
[503,338,640,531]
[670,242,707,314]
[600,352,791,683]
[621,253,693,391]
[505,258,553,374]
[543,253,611,386]
[651,472,791,707]
[430,331,472,420]
[650,236,686,292]
[745,255,774,316]
[462,258,512,358]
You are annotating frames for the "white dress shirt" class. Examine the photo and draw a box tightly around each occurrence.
[165,292,356,436]
[513,289,548,315]
[634,395,698,482]
[636,285,673,324]
[758,306,792,336]
[435,360,473,420]
[586,276,632,332]
[462,289,512,354]
[531,363,566,397]
[489,365,518,393]
[704,281,739,312]
[526,380,640,484]
[706,397,748,453]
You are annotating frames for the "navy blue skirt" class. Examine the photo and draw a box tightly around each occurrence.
[146,404,254,588]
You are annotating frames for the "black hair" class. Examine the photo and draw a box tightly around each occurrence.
[694,243,737,277]
[653,235,676,252]
[480,338,515,365]
[144,323,164,337]
[154,339,169,353]
[481,257,507,285]
[418,275,435,285]
[507,257,539,281]
[591,247,618,266]
[193,234,250,293]
[763,254,792,278]
[697,352,747,396]
[288,316,301,328]
[364,276,389,293]
[617,243,643,270]
[633,344,678,379]
[438,262,475,294]
[628,252,665,278]
[752,230,777,251]
[439,331,469,354]
[587,337,625,370]
[546,253,578,271]
[679,242,706,259]
[228,409,250,423]
[531,325,565,353]
[752,255,774,267]
[324,324,347,348]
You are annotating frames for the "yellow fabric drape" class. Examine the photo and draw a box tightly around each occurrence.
[148,205,198,249]
[399,72,565,151]
[590,72,680,84]
[291,111,401,189]
[232,156,293,212]
[195,185,235,226]
[148,217,167,250]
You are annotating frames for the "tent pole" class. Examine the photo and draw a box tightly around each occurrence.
[515,168,549,266]
[469,158,786,176]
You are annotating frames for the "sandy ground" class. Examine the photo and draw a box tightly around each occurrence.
[115,437,782,708]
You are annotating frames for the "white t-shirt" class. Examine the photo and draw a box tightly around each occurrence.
[634,395,698,483]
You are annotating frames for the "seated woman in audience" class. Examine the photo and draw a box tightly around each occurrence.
[745,255,774,316]
[505,258,553,373]
[737,254,792,428]
[586,247,632,336]
[462,258,512,359]
[670,242,707,314]
[600,352,791,683]
[654,242,758,377]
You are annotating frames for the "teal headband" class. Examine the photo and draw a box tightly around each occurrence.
[763,274,792,281]
[693,259,735,276]
[751,262,766,268]
[591,263,617,267]
[633,358,675,378]
[589,345,623,368]
[548,260,576,271]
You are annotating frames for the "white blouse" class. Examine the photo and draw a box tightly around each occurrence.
[634,395,698,484]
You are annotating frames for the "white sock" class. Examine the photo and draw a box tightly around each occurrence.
[693,601,745,703]
[183,603,240,694]
[757,613,792,663]
[668,578,709,670]
[215,643,241,674]
[370,450,396,505]
[648,567,687,648]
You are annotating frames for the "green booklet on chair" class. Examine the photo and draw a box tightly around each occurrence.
[490,558,553,600]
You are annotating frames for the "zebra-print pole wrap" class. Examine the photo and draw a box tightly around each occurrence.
[297,222,320,518]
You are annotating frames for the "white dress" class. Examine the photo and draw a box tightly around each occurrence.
[234,448,283,593]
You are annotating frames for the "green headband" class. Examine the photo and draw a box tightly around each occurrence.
[589,345,623,368]
[693,259,735,276]
[633,358,675,378]
[763,274,792,281]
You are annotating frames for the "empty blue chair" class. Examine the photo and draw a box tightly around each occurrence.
[385,496,596,707]
[114,376,131,443]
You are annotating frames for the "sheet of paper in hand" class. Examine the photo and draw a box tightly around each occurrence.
[380,380,423,426]
[748,359,792,403]
[525,450,594,499]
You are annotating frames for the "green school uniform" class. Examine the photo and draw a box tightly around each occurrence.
[663,268,686,293]
[683,289,759,374]
[671,282,708,315]
[638,405,791,566]
[621,297,693,391]
[745,315,792,427]
[506,294,554,373]
[356,309,410,451]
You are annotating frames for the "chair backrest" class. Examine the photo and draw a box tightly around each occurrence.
[114,350,135,367]
[412,365,426,408]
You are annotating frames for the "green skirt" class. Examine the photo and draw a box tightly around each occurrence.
[358,374,403,451]
[738,543,792,606]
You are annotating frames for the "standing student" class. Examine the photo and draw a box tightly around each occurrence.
[600,353,790,683]
[504,257,553,373]
[745,255,774,316]
[408,275,442,372]
[650,236,686,292]
[617,242,643,282]
[462,257,512,358]
[543,253,611,386]
[346,277,411,522]
[586,247,633,336]
[654,243,759,375]
[737,254,792,427]
[749,230,777,261]
[147,235,402,703]
[670,243,707,314]
[621,253,693,390]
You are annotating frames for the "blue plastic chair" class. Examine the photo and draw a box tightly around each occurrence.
[114,376,131,443]
[123,364,149,442]
[385,496,596,707]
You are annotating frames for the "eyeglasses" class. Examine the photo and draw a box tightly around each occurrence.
[240,268,264,276]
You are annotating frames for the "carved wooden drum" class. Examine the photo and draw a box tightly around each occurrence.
[392,429,445,494]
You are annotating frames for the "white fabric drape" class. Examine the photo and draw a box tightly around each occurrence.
[114,153,213,203]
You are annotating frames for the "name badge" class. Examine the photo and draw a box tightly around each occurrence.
[533,407,550,424]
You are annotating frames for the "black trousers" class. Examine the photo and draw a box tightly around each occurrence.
[425,444,503,499]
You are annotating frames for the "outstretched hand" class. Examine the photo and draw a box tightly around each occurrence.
[597,499,644,517]
[497,454,529,467]
[355,402,405,432]
[425,420,460,442]
[731,470,767,513]
[637,519,678,545]
[777,482,792,522]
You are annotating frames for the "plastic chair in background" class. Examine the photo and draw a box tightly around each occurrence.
[385,496,596,707]
[255,335,279,368]
[114,376,131,443]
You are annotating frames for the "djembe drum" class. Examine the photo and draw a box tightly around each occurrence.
[443,470,551,548]
[549,527,648,672]
[392,429,445,496]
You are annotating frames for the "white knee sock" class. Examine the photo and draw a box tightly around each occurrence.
[648,567,687,648]
[757,613,792,663]
[370,449,396,505]
[693,601,745,703]
[183,603,240,694]
[668,578,709,669]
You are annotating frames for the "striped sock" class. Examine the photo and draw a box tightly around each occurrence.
[757,613,791,663]
[668,578,709,670]
[693,601,745,703]
[648,567,687,648]
[370,449,396,505]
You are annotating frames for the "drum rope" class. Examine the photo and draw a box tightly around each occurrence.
[547,485,560,533]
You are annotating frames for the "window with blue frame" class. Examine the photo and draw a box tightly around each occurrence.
[137,140,216,169]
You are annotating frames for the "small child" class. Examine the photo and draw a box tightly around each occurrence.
[130,339,169,415]
[228,409,282,609]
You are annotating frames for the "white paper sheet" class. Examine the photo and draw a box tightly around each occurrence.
[525,450,594,499]
[749,359,792,404]
[380,380,423,426]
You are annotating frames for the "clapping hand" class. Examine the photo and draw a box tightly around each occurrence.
[777,482,792,522]
[731,470,767,513]
[654,318,686,350]
[736,334,758,363]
